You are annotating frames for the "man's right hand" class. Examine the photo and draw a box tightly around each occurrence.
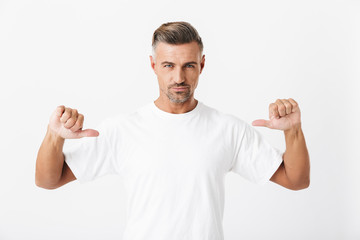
[48,105,99,139]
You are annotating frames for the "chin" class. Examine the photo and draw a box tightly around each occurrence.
[169,98,189,104]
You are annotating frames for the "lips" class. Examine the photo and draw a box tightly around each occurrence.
[172,87,188,91]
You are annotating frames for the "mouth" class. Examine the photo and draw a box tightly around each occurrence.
[172,87,188,91]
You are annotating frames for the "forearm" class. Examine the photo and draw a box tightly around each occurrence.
[35,125,65,188]
[283,124,310,188]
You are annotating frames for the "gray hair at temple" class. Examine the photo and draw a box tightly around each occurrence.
[151,21,204,61]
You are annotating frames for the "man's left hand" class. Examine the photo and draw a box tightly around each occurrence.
[252,98,301,131]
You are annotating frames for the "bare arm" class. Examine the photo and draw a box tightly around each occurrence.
[270,125,310,190]
[35,106,99,190]
[35,125,76,189]
[252,98,310,191]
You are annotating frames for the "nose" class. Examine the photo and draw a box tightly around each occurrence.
[173,68,185,84]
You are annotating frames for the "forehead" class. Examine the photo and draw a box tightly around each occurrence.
[154,41,201,62]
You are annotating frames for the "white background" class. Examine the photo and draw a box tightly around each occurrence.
[0,0,359,239]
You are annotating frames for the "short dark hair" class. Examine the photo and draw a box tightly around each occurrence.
[152,21,203,55]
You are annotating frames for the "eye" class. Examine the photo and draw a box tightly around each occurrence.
[186,64,195,68]
[164,64,172,68]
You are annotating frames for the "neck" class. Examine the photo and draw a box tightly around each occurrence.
[154,96,198,114]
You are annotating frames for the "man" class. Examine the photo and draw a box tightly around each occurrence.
[35,21,310,240]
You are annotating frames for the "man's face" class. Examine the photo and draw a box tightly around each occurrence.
[150,41,205,104]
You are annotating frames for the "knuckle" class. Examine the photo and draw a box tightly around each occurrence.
[64,108,72,115]
[289,98,298,104]
[62,113,70,121]
[70,123,80,131]
[78,114,84,121]
[65,118,75,126]
[74,121,81,128]
[60,111,70,122]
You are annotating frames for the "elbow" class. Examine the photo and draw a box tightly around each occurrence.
[35,180,59,190]
[35,173,60,190]
[290,178,310,191]
[35,179,57,190]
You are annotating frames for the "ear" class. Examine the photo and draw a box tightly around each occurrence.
[200,54,205,74]
[150,55,156,74]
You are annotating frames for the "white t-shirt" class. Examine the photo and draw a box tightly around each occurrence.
[64,100,284,240]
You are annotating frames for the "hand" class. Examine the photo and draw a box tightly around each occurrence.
[252,98,301,131]
[48,105,99,139]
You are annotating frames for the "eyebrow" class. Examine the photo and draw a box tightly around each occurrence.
[160,61,198,66]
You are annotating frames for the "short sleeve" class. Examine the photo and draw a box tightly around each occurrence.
[230,121,284,185]
[64,118,119,183]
